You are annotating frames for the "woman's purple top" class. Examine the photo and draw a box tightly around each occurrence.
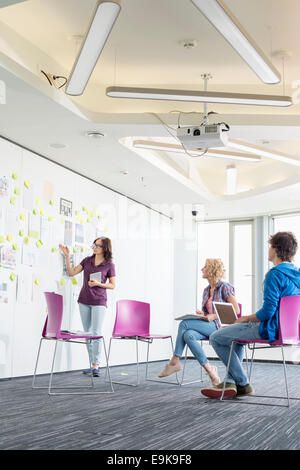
[77,255,116,307]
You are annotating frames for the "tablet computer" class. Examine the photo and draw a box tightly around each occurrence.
[212,302,237,326]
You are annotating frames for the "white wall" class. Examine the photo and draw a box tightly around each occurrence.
[0,137,174,378]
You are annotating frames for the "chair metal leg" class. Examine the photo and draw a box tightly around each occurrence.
[101,337,114,393]
[180,341,206,386]
[136,336,139,385]
[220,340,235,401]
[32,338,44,389]
[106,337,140,387]
[145,336,180,385]
[48,340,58,395]
[31,337,113,396]
[219,341,300,408]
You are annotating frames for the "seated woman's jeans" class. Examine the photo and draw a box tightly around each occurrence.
[174,319,218,366]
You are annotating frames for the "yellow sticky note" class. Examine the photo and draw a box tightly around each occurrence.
[24,179,30,189]
[36,240,43,248]
[20,213,26,221]
[10,197,16,205]
[0,235,4,243]
[75,210,79,217]
[61,217,65,224]
[51,246,57,253]
[12,243,18,251]
[19,229,24,237]
[49,199,54,206]
[6,234,13,242]
[10,273,16,281]
[24,237,29,244]
[87,217,91,223]
[73,247,78,253]
[60,278,65,286]
[71,278,77,285]
[81,246,86,253]
[40,209,45,216]
[48,216,54,222]
[33,208,38,215]
[34,278,40,286]
[82,206,86,212]
[36,198,41,206]
[12,172,18,180]
[14,187,20,195]
[98,215,102,220]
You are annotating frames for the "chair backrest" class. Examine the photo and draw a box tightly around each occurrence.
[279,296,300,343]
[237,303,242,319]
[42,292,64,338]
[112,299,150,337]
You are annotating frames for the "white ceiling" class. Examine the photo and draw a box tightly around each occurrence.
[0,0,300,218]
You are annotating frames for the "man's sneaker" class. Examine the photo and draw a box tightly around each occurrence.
[201,382,237,399]
[236,383,254,397]
[92,368,100,377]
[82,368,92,375]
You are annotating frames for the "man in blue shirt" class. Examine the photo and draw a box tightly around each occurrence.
[201,231,300,399]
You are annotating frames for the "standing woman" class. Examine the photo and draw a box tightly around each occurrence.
[158,258,239,385]
[59,237,116,377]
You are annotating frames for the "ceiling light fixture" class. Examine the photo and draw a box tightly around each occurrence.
[85,131,105,139]
[66,0,121,96]
[106,86,291,107]
[190,0,281,84]
[133,140,261,162]
[226,165,237,195]
[228,139,300,167]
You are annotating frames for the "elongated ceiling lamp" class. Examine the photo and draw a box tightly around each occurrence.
[66,0,121,96]
[106,86,292,107]
[228,139,300,167]
[190,0,281,84]
[133,140,261,162]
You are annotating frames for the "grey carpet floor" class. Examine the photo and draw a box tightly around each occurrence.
[1,359,300,450]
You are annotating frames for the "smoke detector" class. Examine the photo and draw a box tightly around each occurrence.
[179,39,198,50]
[85,131,105,139]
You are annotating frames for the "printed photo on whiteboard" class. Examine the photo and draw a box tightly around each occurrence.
[63,253,74,276]
[75,223,84,244]
[0,246,17,269]
[0,281,8,303]
[0,176,9,196]
[28,212,40,239]
[17,273,32,304]
[22,243,39,267]
[60,198,72,217]
[64,220,72,246]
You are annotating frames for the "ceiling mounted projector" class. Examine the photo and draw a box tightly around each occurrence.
[177,123,229,149]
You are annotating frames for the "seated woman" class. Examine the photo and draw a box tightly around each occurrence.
[158,258,240,385]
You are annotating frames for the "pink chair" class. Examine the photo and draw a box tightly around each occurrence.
[107,299,178,386]
[221,296,300,407]
[32,292,114,395]
[180,303,242,386]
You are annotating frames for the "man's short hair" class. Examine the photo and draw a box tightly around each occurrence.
[269,231,298,262]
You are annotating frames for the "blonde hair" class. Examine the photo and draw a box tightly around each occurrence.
[205,258,225,284]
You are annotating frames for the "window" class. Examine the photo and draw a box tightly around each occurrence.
[230,221,254,315]
[197,221,229,307]
[272,214,300,267]
[197,219,254,315]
